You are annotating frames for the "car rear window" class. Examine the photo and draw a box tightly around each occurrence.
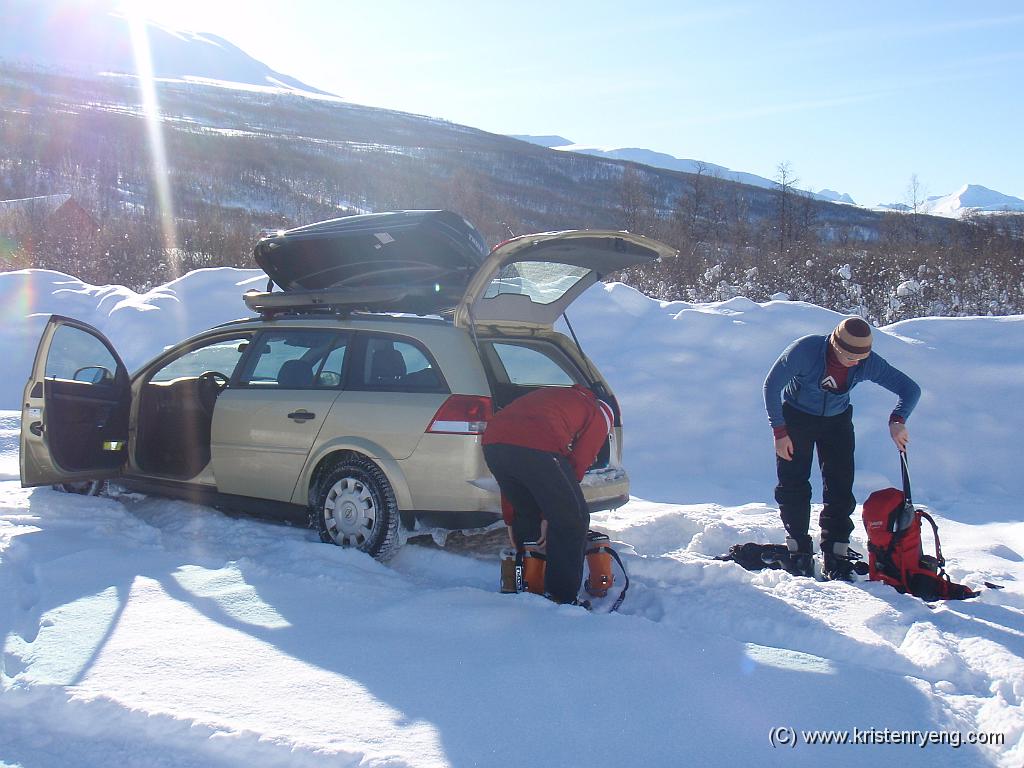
[483,261,590,304]
[353,335,448,393]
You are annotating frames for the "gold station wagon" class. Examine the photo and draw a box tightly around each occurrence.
[21,211,674,558]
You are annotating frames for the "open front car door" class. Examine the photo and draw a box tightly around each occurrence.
[20,315,131,487]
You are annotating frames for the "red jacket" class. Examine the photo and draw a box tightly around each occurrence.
[483,385,614,522]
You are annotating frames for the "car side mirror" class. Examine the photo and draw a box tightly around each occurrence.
[73,365,114,384]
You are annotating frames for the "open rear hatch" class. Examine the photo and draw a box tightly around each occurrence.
[244,213,675,320]
[247,210,488,314]
[454,230,676,328]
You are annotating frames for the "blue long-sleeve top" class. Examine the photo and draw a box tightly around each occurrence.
[763,334,921,429]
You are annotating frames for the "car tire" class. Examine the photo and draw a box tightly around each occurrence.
[53,480,106,496]
[312,456,401,561]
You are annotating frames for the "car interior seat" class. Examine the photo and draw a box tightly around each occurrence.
[277,359,315,388]
[369,348,406,385]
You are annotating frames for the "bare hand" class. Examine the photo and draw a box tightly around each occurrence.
[536,520,549,548]
[508,520,549,548]
[890,422,910,450]
[775,435,794,461]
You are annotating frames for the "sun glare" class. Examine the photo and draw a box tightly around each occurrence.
[122,1,180,276]
[114,0,217,33]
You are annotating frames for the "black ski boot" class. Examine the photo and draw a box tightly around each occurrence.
[782,535,815,578]
[821,541,858,582]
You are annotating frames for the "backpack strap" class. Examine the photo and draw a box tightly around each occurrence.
[870,517,911,583]
[900,450,913,508]
[604,545,630,613]
[918,510,946,567]
[893,450,916,532]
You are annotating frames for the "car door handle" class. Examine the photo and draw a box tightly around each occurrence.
[287,410,316,422]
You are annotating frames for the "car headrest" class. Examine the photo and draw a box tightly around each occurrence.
[277,359,315,388]
[370,348,406,383]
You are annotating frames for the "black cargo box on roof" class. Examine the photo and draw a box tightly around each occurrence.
[253,211,488,307]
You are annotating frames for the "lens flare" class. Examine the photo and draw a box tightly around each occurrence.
[126,5,179,277]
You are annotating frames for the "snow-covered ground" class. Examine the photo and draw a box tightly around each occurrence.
[1,268,1022,767]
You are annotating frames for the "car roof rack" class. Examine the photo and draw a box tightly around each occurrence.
[242,285,457,320]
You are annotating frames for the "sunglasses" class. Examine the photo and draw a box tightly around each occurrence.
[833,344,869,363]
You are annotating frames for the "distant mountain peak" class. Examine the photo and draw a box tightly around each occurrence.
[919,184,1024,218]
[0,2,334,97]
[510,139,858,205]
[816,189,857,205]
[509,135,575,148]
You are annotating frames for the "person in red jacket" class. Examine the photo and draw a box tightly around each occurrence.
[482,384,614,604]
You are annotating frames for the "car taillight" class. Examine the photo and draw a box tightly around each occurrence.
[426,395,492,435]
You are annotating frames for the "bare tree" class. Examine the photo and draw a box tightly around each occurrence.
[906,173,927,216]
[775,161,799,259]
[619,165,655,233]
[905,173,928,244]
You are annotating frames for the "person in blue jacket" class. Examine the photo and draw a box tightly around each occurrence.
[763,317,920,580]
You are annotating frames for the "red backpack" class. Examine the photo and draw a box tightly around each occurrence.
[862,452,977,601]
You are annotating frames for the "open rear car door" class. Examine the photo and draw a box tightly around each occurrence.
[20,315,130,487]
[454,230,676,329]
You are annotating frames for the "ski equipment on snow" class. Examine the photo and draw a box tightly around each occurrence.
[583,531,630,612]
[499,530,630,612]
[716,542,869,578]
[861,451,978,601]
[584,531,615,596]
[499,547,518,593]
[716,542,792,571]
[518,541,547,595]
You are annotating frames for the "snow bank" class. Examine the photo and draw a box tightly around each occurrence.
[4,269,1022,513]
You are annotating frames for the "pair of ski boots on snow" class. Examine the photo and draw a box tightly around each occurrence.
[779,536,867,581]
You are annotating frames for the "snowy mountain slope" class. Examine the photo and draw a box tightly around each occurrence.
[513,136,1023,219]
[1,269,1022,766]
[0,1,332,97]
[511,135,857,205]
[508,134,573,148]
[816,189,857,205]
[920,184,1024,218]
[877,185,1024,218]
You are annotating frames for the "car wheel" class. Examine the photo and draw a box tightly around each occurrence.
[312,456,400,560]
[53,480,106,496]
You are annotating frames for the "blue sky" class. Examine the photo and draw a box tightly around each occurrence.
[124,0,1022,206]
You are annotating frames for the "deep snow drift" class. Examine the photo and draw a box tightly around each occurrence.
[1,268,1022,767]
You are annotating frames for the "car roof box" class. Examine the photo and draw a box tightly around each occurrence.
[253,211,488,306]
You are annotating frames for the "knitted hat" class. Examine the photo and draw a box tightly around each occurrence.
[832,317,872,355]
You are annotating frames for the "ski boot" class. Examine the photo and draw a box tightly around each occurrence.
[782,535,815,578]
[821,541,865,582]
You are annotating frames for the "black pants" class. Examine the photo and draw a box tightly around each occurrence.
[775,402,856,547]
[483,443,589,603]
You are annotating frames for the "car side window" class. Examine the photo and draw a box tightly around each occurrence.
[45,325,120,385]
[357,335,447,392]
[238,330,349,389]
[148,335,252,383]
[489,342,578,386]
